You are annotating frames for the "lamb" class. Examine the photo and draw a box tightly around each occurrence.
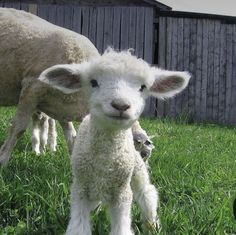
[0,8,153,164]
[39,49,190,235]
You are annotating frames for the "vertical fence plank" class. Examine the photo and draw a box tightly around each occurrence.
[169,17,178,118]
[28,4,37,15]
[200,19,208,121]
[81,7,90,38]
[143,7,155,117]
[20,2,29,11]
[47,5,57,24]
[120,7,130,50]
[96,7,105,53]
[38,4,49,21]
[212,21,221,122]
[55,5,64,27]
[230,24,236,124]
[64,5,74,30]
[225,24,233,123]
[135,7,145,58]
[218,24,227,123]
[128,7,137,51]
[195,19,203,121]
[144,7,154,63]
[72,6,82,34]
[188,19,197,118]
[164,17,173,117]
[157,17,166,118]
[88,7,97,45]
[206,20,215,121]
[103,7,113,50]
[112,7,121,49]
[182,18,190,117]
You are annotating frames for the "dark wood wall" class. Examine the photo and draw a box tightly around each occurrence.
[157,15,236,125]
[0,2,155,115]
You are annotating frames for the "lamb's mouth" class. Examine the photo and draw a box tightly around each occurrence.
[106,115,130,121]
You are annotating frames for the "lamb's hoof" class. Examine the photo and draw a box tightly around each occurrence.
[143,218,162,234]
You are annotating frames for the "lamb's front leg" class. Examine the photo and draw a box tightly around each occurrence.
[109,189,134,235]
[66,182,94,235]
[131,154,161,232]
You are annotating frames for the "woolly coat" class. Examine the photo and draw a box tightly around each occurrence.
[71,114,148,203]
[0,7,99,106]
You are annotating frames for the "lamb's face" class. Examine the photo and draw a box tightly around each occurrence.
[39,49,191,130]
[87,73,148,129]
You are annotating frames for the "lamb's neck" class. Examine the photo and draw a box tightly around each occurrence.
[89,115,132,142]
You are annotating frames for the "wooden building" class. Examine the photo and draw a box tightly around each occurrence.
[1,1,236,125]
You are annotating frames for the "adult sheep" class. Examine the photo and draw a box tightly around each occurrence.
[0,8,152,165]
[39,49,190,234]
[0,7,99,165]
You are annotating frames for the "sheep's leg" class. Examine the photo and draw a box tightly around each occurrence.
[59,121,76,154]
[31,112,41,155]
[0,80,37,166]
[66,182,95,235]
[48,118,57,152]
[109,190,134,235]
[131,156,160,232]
[39,114,49,154]
[0,90,36,166]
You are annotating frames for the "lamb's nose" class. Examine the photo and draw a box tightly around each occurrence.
[111,100,130,111]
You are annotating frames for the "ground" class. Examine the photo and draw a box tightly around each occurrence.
[0,107,236,234]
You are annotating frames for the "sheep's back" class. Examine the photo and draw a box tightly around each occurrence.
[0,7,99,106]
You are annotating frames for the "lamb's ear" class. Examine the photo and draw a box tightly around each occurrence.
[149,69,191,99]
[38,64,84,94]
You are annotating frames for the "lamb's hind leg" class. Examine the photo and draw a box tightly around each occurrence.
[131,155,160,232]
[0,82,37,166]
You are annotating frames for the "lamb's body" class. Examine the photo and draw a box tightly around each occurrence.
[72,115,135,201]
[68,114,158,235]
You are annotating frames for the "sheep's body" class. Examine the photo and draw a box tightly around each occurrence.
[0,8,152,163]
[0,8,98,106]
[0,8,99,165]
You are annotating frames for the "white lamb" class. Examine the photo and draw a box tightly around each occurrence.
[39,49,190,235]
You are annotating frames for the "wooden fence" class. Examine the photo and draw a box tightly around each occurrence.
[1,3,236,125]
[157,14,236,125]
[0,2,155,115]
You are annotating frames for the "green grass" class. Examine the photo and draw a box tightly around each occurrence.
[0,107,236,235]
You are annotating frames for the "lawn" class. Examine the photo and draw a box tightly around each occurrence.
[0,107,236,235]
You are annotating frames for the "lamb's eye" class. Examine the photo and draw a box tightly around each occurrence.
[90,79,99,88]
[139,85,146,92]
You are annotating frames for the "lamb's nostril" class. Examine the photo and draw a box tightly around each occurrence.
[111,100,130,111]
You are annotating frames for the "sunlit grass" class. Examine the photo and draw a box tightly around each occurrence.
[0,107,236,234]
